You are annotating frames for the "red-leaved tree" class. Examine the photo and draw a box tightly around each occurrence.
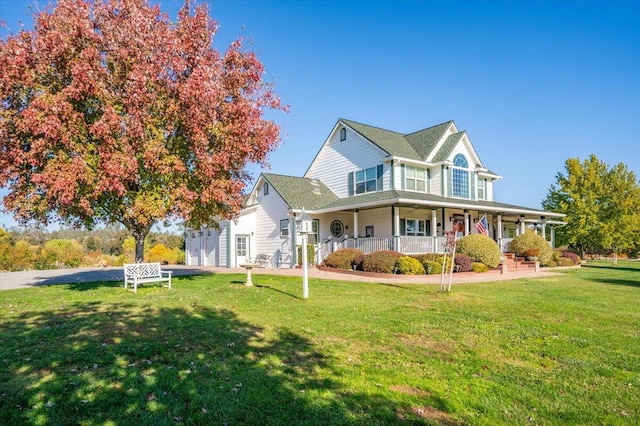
[0,0,285,262]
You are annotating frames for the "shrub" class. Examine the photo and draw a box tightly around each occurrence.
[362,250,403,274]
[508,230,553,264]
[545,260,557,267]
[395,256,425,275]
[297,244,316,266]
[471,262,489,273]
[454,253,472,272]
[322,248,364,270]
[352,254,366,271]
[424,260,443,275]
[422,255,452,274]
[557,257,574,266]
[41,239,84,268]
[561,251,581,265]
[457,234,502,268]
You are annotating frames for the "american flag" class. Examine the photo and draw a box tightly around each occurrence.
[475,215,489,235]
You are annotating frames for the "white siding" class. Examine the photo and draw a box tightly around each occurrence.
[305,126,388,197]
[356,207,392,237]
[253,187,293,268]
[430,167,442,196]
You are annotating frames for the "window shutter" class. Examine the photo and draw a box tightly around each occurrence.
[400,219,406,236]
[400,164,405,190]
[447,167,452,197]
[348,171,354,196]
[427,169,431,193]
[377,165,383,191]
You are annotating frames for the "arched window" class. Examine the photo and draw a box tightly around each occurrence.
[340,127,346,141]
[452,154,469,198]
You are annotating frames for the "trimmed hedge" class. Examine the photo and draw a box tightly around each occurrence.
[508,230,553,264]
[457,234,502,268]
[395,256,426,275]
[471,262,489,273]
[424,260,443,275]
[454,253,472,272]
[562,251,581,265]
[322,248,364,270]
[362,250,403,274]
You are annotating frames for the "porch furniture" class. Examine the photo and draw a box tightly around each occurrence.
[123,262,173,293]
[254,254,272,268]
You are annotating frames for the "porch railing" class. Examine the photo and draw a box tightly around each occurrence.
[320,235,515,264]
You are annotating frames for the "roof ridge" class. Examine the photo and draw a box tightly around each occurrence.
[340,118,405,136]
[404,120,454,137]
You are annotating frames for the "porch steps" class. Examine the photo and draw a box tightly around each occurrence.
[501,253,539,273]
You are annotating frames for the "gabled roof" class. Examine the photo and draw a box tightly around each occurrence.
[341,119,420,160]
[340,118,469,164]
[431,131,466,163]
[404,121,454,160]
[262,173,339,210]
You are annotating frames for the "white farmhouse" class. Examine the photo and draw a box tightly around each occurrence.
[186,118,564,267]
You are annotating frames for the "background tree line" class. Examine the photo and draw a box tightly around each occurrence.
[0,225,184,271]
[543,154,640,260]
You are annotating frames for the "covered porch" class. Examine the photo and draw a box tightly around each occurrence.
[301,196,565,264]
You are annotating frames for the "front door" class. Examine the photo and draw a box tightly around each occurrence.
[236,235,250,265]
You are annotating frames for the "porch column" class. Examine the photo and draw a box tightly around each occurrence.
[496,215,503,239]
[201,227,206,266]
[464,209,470,235]
[550,225,556,249]
[393,206,400,251]
[519,215,526,235]
[540,216,546,240]
[431,209,438,254]
[353,210,359,241]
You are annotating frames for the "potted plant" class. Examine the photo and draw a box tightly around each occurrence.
[524,248,539,261]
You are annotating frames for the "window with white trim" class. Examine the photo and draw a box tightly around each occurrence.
[340,127,347,141]
[400,219,428,236]
[477,178,485,200]
[355,166,379,194]
[405,166,426,192]
[280,219,289,238]
[452,154,469,198]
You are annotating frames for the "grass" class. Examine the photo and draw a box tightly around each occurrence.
[1,261,639,425]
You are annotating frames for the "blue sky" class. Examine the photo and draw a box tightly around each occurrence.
[1,0,639,231]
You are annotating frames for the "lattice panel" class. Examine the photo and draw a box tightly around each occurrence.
[125,263,160,278]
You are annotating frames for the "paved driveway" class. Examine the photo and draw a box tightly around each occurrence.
[0,264,564,291]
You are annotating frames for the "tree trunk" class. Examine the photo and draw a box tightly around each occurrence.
[135,236,145,263]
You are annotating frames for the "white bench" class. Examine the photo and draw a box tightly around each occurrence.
[123,262,172,293]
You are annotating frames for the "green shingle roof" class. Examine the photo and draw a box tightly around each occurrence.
[320,189,560,216]
[404,121,453,160]
[431,131,466,163]
[262,173,339,210]
[341,119,421,160]
[341,118,461,163]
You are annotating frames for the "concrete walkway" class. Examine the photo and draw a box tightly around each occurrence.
[0,264,564,291]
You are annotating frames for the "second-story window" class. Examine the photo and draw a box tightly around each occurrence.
[477,178,485,200]
[405,166,426,192]
[355,165,381,194]
[264,183,269,196]
[452,154,469,198]
[340,127,347,141]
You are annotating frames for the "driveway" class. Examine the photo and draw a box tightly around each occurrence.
[0,264,564,291]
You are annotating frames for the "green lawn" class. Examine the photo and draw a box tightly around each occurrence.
[1,261,639,425]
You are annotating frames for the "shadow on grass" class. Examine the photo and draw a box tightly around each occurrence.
[0,300,442,425]
[582,263,640,274]
[1,267,219,291]
[590,278,640,288]
[255,284,301,300]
